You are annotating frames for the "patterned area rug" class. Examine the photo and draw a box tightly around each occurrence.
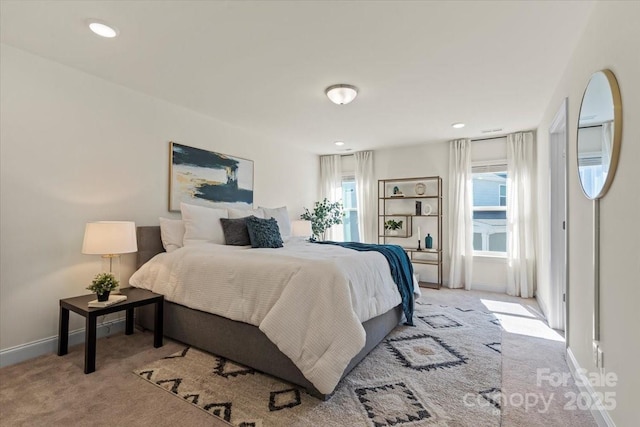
[134,300,502,426]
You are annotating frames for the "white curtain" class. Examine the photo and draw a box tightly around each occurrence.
[354,151,375,243]
[448,139,474,289]
[506,132,536,297]
[319,154,343,241]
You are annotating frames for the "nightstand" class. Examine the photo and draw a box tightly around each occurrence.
[58,287,163,373]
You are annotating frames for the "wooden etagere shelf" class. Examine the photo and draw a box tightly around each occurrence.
[378,176,443,289]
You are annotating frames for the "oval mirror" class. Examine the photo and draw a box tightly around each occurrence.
[577,69,622,199]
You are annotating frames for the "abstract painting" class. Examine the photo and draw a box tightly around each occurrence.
[169,142,254,211]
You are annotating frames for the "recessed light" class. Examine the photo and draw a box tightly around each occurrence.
[452,123,465,129]
[334,141,345,146]
[87,20,119,38]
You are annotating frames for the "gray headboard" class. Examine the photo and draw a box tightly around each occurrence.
[136,226,164,268]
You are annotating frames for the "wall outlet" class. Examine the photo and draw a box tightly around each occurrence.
[597,347,604,368]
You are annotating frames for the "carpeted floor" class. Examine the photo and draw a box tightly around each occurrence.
[0,288,597,426]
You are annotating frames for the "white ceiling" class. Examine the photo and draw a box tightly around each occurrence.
[0,1,595,154]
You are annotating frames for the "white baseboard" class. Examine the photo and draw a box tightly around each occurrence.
[0,319,125,368]
[469,282,507,294]
[566,347,616,427]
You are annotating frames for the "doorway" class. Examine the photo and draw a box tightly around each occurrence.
[548,98,568,336]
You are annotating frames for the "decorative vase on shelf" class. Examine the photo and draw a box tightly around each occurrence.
[389,230,399,236]
[425,234,433,249]
[97,291,110,302]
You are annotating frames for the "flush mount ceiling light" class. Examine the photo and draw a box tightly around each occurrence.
[87,20,119,38]
[452,122,465,129]
[325,84,358,105]
[334,141,345,146]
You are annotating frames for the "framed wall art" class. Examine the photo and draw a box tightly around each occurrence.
[169,142,254,211]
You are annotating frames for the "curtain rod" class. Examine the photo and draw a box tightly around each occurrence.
[578,124,603,129]
[471,129,536,142]
[471,135,508,142]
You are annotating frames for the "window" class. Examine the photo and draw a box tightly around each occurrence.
[341,177,360,242]
[472,165,507,254]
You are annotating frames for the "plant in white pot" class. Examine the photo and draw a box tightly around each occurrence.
[384,219,403,236]
[300,198,344,241]
[86,272,119,301]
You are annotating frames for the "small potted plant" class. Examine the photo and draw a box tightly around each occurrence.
[87,272,119,301]
[300,198,345,241]
[384,219,403,236]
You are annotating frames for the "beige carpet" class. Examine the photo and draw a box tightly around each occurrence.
[134,299,502,426]
[0,288,597,426]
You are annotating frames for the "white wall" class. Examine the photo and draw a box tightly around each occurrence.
[536,2,639,424]
[374,140,507,292]
[375,142,449,286]
[0,45,318,355]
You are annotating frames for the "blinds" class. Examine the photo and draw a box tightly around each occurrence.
[578,156,603,167]
[472,163,507,173]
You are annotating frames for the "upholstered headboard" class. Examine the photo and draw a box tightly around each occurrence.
[136,226,164,269]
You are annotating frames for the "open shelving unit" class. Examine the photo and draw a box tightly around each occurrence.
[378,176,443,289]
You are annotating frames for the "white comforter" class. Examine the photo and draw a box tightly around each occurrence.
[130,239,414,394]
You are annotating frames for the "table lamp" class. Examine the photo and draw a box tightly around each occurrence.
[82,221,138,292]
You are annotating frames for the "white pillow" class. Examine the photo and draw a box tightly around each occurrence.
[159,217,185,253]
[180,203,228,246]
[227,207,265,219]
[260,206,291,238]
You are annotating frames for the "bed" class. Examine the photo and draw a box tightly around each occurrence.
[132,225,414,399]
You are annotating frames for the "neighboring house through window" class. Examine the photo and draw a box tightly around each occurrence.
[341,177,360,242]
[472,164,507,254]
[499,184,506,206]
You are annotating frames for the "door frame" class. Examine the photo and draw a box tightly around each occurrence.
[549,98,569,343]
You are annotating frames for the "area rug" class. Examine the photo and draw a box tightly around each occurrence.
[134,300,502,426]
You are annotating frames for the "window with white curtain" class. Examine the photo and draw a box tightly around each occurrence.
[472,163,507,254]
[341,176,360,242]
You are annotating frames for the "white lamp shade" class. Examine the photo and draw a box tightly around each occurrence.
[82,221,138,255]
[325,84,358,105]
[291,220,312,237]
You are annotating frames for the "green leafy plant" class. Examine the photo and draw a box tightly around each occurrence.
[300,198,344,241]
[384,219,403,230]
[86,272,119,295]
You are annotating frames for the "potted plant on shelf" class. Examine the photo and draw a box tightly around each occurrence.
[86,272,119,301]
[384,219,403,236]
[300,198,344,241]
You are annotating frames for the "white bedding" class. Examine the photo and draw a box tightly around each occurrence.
[129,238,417,394]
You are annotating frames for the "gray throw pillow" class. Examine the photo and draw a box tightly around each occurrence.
[245,216,284,248]
[220,217,251,246]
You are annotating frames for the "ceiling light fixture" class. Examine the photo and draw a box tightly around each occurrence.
[87,20,119,38]
[452,123,465,129]
[334,141,345,146]
[325,84,358,105]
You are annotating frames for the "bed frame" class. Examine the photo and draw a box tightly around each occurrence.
[134,226,402,399]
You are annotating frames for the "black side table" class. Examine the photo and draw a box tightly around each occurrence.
[58,287,163,373]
